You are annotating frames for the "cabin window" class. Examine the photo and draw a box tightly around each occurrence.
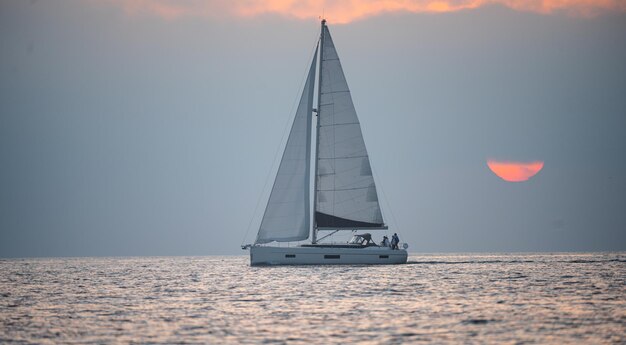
[285,254,296,258]
[324,255,340,259]
[379,255,389,259]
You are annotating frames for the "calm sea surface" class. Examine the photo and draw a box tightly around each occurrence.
[1,253,624,344]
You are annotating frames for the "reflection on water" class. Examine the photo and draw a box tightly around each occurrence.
[1,253,624,344]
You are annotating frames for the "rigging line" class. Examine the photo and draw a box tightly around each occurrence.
[371,162,402,234]
[240,26,321,246]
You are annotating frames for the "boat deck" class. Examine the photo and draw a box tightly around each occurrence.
[300,244,376,249]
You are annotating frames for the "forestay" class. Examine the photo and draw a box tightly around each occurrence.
[256,46,318,243]
[315,25,385,229]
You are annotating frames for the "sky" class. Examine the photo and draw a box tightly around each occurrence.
[1,0,625,257]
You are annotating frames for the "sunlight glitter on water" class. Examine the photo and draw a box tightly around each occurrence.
[1,253,624,344]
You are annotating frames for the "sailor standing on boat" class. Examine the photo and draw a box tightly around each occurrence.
[391,233,400,250]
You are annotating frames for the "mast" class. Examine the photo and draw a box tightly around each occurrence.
[304,44,318,246]
[312,19,326,244]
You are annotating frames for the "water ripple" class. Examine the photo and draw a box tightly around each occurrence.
[0,253,624,344]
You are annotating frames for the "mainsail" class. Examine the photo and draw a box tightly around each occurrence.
[255,46,318,244]
[314,23,385,229]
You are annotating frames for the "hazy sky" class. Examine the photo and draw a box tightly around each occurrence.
[1,0,625,257]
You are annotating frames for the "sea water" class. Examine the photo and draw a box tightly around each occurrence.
[1,253,624,344]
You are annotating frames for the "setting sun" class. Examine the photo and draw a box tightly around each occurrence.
[487,160,544,182]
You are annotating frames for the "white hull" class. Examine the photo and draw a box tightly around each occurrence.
[250,245,407,266]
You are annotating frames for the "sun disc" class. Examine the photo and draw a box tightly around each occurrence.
[487,160,544,182]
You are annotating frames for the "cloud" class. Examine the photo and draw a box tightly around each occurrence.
[99,0,626,23]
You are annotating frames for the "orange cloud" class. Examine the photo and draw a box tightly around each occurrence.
[487,160,544,182]
[100,0,626,23]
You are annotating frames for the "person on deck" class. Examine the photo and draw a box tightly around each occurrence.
[380,236,390,247]
[391,233,400,250]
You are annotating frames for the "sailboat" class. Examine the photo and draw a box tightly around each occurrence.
[243,20,408,266]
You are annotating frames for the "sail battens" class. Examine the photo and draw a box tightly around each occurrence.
[321,90,350,95]
[317,155,368,160]
[318,122,360,127]
[318,186,370,192]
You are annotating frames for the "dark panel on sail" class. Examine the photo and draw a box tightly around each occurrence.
[316,212,384,229]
